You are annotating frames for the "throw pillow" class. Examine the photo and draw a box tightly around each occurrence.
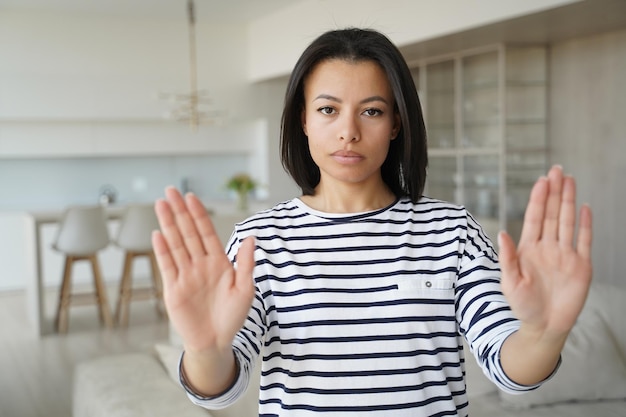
[499,309,626,409]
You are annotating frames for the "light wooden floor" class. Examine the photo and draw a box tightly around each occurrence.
[0,286,169,417]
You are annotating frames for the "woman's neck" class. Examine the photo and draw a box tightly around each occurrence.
[300,181,396,214]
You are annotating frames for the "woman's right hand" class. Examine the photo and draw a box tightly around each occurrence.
[152,186,256,354]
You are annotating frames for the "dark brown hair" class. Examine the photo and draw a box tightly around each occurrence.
[280,27,428,202]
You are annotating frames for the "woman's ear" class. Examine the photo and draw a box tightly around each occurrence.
[301,109,308,136]
[391,112,401,140]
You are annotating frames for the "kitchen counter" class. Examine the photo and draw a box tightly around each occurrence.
[27,205,127,224]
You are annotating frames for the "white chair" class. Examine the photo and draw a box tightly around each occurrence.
[113,203,165,327]
[53,205,113,333]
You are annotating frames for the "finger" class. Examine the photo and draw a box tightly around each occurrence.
[498,231,522,291]
[151,230,178,284]
[558,176,577,248]
[518,176,548,247]
[185,193,225,256]
[234,236,256,297]
[154,197,191,269]
[542,165,564,241]
[164,187,207,261]
[576,204,593,261]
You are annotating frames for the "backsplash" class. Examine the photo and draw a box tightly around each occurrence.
[0,154,249,211]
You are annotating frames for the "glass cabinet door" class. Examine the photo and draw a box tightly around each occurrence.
[425,60,455,149]
[504,46,548,241]
[415,45,547,243]
[463,154,500,240]
[425,156,458,204]
[461,51,500,149]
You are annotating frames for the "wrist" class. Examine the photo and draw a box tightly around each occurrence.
[180,349,239,399]
[183,343,234,364]
[180,346,238,397]
[517,322,569,348]
[500,325,567,385]
[182,332,235,355]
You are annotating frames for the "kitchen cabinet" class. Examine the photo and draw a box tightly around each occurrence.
[410,44,548,241]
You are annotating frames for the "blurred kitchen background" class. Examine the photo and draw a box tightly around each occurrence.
[1,0,625,293]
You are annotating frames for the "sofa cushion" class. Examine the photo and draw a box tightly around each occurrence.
[499,301,626,409]
[73,352,211,417]
[154,342,184,384]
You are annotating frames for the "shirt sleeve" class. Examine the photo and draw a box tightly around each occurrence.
[456,211,559,394]
[179,347,259,409]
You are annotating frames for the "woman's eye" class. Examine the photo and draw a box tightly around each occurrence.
[363,108,383,117]
[318,106,335,115]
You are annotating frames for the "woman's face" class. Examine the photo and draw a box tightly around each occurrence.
[301,58,400,191]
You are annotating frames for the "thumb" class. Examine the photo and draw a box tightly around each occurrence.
[498,231,521,288]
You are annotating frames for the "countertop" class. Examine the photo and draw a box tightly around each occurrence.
[1,198,267,221]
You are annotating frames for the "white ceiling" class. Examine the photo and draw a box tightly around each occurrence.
[400,0,626,62]
[4,0,626,61]
[0,0,301,22]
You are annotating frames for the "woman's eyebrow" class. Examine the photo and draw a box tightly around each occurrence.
[361,95,388,105]
[314,94,341,102]
[313,94,389,104]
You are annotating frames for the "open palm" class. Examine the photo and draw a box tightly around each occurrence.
[498,166,593,336]
[152,187,255,352]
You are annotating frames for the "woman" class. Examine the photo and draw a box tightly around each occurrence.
[152,28,592,416]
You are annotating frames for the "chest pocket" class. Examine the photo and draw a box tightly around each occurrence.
[397,277,454,292]
[393,277,457,328]
[395,277,455,308]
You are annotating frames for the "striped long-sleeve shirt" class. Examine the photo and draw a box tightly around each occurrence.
[182,197,544,416]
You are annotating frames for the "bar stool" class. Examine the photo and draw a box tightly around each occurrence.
[53,205,113,334]
[114,203,165,327]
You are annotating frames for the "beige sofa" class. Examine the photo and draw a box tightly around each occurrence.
[73,283,626,416]
[466,282,626,416]
[73,343,261,417]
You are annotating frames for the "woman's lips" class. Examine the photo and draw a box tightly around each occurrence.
[331,150,364,164]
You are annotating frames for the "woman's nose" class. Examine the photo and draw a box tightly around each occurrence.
[338,114,360,142]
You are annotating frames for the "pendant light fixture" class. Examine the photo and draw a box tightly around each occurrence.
[158,0,225,131]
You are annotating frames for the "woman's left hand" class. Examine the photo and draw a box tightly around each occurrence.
[498,165,593,337]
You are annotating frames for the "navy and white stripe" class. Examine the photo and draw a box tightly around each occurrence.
[183,197,540,416]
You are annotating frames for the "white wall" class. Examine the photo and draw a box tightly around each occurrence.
[0,10,290,210]
[0,213,29,291]
[0,11,253,122]
[247,77,301,205]
[549,29,626,289]
[246,0,581,81]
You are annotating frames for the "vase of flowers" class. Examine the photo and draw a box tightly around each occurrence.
[226,173,256,212]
